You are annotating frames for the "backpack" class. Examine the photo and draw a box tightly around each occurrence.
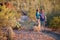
[40,13,45,21]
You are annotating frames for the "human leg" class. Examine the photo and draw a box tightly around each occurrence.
[40,21,45,31]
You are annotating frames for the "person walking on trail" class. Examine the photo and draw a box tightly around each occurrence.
[39,9,46,31]
[35,9,41,32]
[36,9,40,25]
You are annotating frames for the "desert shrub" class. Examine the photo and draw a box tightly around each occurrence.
[49,16,60,29]
[0,3,21,40]
[0,5,15,27]
[47,12,60,29]
[0,3,21,28]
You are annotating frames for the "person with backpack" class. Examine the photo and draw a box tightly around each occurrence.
[36,9,40,25]
[39,9,46,31]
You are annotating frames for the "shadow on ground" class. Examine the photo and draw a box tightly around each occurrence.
[42,30,60,40]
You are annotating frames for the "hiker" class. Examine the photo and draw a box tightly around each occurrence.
[20,11,30,22]
[36,9,40,25]
[39,9,46,30]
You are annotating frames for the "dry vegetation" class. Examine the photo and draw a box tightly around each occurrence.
[0,0,60,40]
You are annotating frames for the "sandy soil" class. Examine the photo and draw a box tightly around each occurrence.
[12,30,55,40]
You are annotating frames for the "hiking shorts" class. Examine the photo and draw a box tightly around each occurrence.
[40,21,45,27]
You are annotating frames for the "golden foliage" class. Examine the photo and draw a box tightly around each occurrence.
[0,5,17,28]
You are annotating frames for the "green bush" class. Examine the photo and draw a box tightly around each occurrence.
[50,16,60,29]
[47,13,60,29]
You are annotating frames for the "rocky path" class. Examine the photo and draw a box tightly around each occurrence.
[13,30,56,40]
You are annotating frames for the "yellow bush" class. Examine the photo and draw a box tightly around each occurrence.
[0,5,17,27]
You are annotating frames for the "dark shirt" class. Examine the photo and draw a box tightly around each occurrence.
[40,13,45,21]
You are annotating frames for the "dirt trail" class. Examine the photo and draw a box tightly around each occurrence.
[42,30,60,40]
[13,30,55,40]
